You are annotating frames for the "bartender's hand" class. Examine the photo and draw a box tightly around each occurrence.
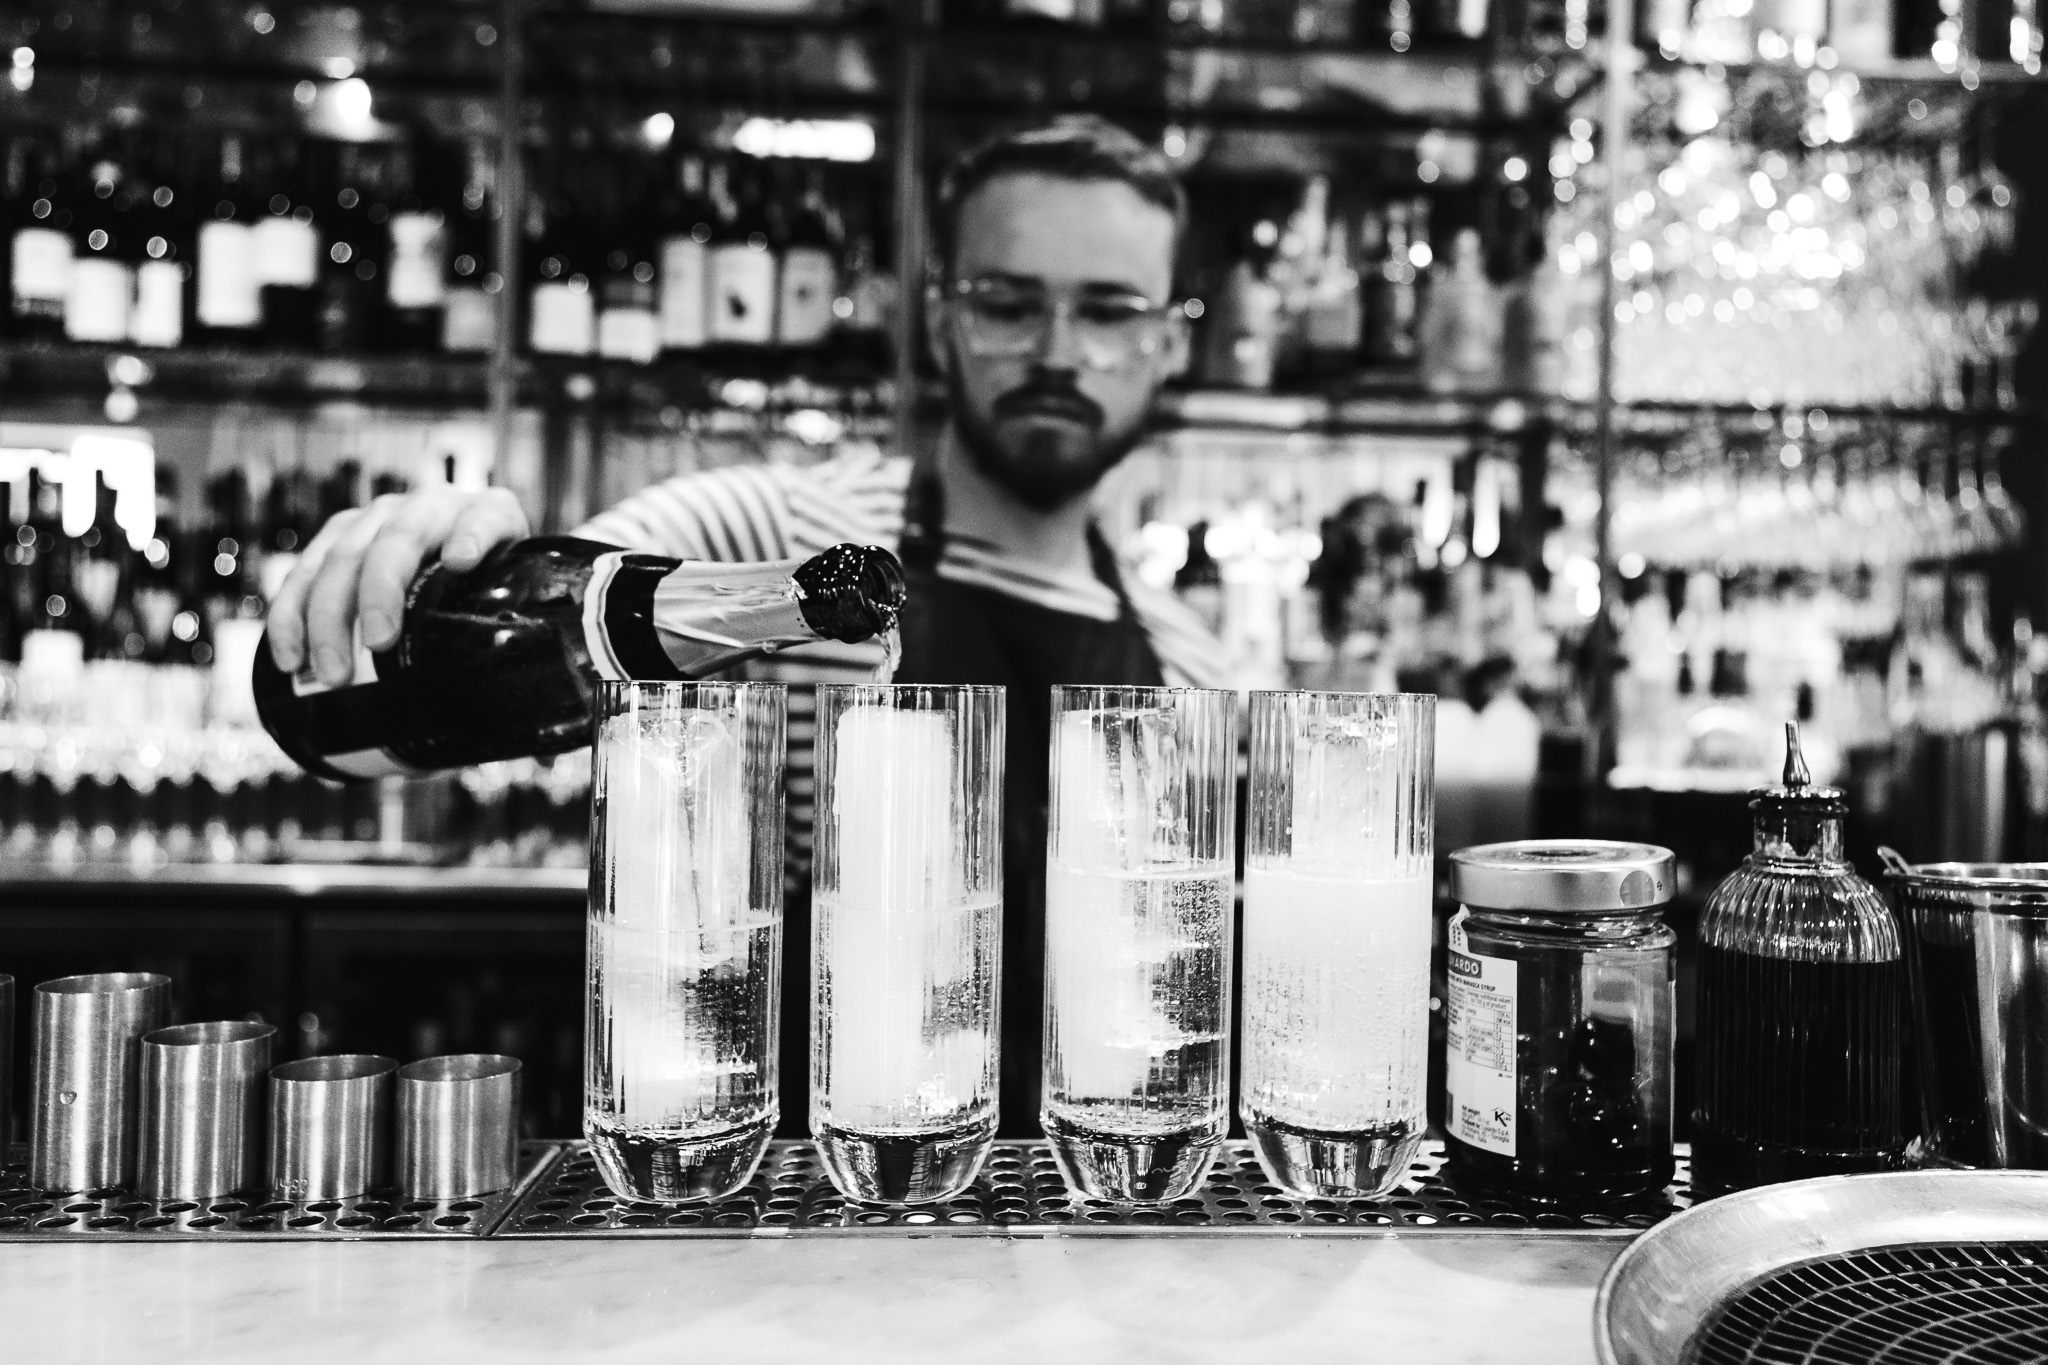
[266,487,530,687]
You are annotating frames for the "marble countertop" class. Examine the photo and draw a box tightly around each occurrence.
[0,1232,1619,1364]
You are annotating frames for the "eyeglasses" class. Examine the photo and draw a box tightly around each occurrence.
[949,277,1176,371]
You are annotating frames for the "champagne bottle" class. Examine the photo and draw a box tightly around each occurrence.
[252,539,907,780]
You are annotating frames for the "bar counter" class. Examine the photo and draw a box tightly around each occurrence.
[0,1231,1616,1363]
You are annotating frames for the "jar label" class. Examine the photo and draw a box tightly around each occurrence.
[1445,907,1518,1157]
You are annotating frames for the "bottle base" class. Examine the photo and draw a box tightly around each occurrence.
[1688,1128,1910,1199]
[1246,1114,1425,1199]
[1042,1109,1223,1203]
[584,1114,774,1204]
[814,1117,996,1205]
[1443,1136,1676,1205]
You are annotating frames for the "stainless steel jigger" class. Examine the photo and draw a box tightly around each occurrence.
[29,973,171,1193]
[395,1055,522,1199]
[0,975,15,1166]
[269,1055,398,1201]
[137,1021,277,1201]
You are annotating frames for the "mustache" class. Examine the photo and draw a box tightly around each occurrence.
[991,378,1104,429]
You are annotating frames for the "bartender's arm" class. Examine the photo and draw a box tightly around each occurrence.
[266,452,904,688]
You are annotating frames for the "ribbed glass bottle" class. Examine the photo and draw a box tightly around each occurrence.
[1690,724,1909,1197]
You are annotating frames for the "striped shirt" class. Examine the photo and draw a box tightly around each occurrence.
[575,448,1231,870]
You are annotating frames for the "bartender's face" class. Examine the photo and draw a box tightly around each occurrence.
[939,173,1188,512]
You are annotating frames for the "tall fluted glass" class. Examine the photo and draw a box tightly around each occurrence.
[1043,684,1239,1202]
[811,684,1005,1204]
[1242,690,1435,1197]
[584,680,786,1203]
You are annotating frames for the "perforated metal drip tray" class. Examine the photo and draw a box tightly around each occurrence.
[1688,1242,2048,1365]
[0,1142,561,1241]
[499,1140,1694,1238]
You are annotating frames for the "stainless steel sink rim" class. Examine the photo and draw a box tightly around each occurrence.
[1594,1169,2048,1365]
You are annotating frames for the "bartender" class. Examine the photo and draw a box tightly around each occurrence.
[265,116,1230,1136]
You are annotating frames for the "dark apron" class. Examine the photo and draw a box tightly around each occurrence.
[891,525,1165,1136]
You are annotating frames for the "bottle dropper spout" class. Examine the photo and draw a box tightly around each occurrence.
[1783,721,1811,791]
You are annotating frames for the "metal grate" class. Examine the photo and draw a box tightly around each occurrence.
[1687,1242,2048,1365]
[0,1143,560,1240]
[501,1140,1692,1237]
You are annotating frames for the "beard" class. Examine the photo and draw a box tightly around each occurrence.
[948,364,1149,513]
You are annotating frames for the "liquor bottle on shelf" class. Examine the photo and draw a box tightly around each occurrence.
[443,138,500,354]
[708,160,777,351]
[384,143,448,352]
[258,468,316,601]
[78,476,145,661]
[1827,0,1892,62]
[1362,202,1420,366]
[527,150,596,357]
[1365,0,1419,51]
[6,474,46,655]
[8,135,72,341]
[776,165,841,351]
[252,539,907,780]
[1499,223,1568,397]
[595,155,658,365]
[194,133,263,344]
[18,473,85,718]
[253,138,322,348]
[200,470,265,639]
[133,473,184,664]
[26,468,78,640]
[1418,226,1500,393]
[130,136,188,350]
[657,151,714,356]
[1638,0,1692,53]
[316,143,384,354]
[0,481,25,662]
[1753,0,1826,57]
[1691,724,1908,1196]
[1894,0,1943,57]
[64,135,137,345]
[1300,214,1364,381]
[1004,0,1106,27]
[1199,255,1280,389]
[835,206,896,371]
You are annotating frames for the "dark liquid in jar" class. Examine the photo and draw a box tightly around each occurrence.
[1691,944,1908,1196]
[1445,934,1674,1202]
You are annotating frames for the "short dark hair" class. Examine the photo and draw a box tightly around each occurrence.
[933,117,1186,282]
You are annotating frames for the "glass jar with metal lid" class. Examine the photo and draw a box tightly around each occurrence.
[1444,839,1678,1202]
